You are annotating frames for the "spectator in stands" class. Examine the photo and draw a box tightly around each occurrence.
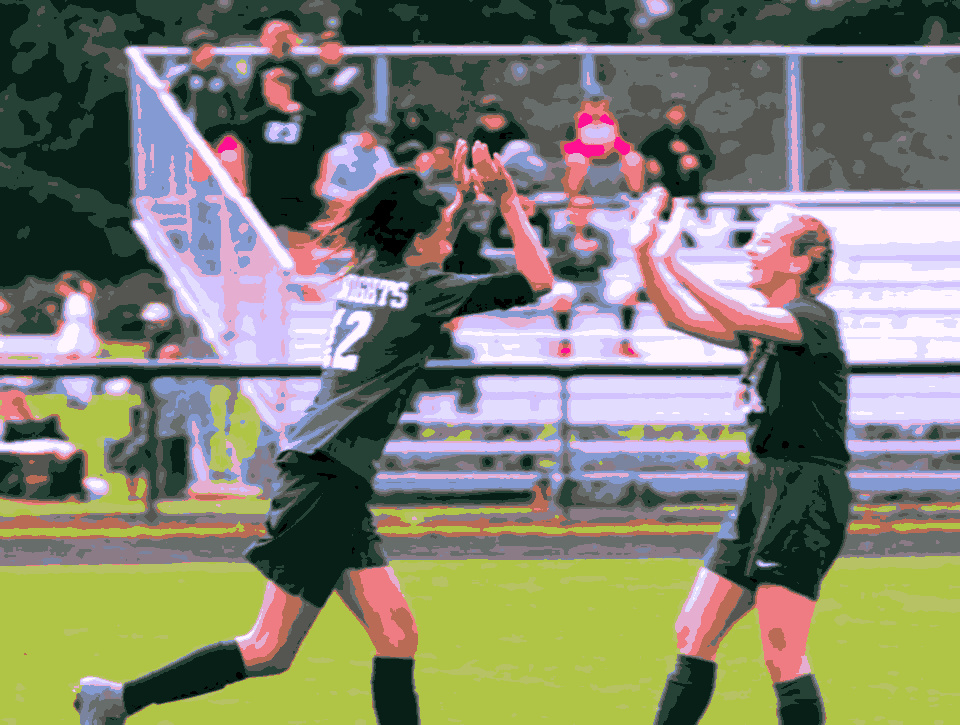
[170,29,240,134]
[167,29,248,189]
[547,197,613,358]
[54,274,100,360]
[52,274,100,409]
[414,132,458,183]
[140,302,182,360]
[312,127,397,225]
[561,95,646,199]
[202,47,362,263]
[389,106,437,166]
[639,103,715,216]
[466,95,528,156]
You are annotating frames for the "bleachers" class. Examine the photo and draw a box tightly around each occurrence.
[124,45,960,509]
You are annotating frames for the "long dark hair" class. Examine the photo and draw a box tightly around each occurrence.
[329,171,446,268]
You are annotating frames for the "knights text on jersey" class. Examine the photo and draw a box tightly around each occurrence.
[281,264,548,478]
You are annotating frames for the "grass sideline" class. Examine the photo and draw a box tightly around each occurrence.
[4,558,956,724]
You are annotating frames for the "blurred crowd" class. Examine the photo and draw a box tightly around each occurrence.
[159,15,720,359]
[0,13,724,502]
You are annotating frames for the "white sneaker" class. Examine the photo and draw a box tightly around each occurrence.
[73,677,128,724]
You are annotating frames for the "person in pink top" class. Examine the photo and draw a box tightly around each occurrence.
[561,96,646,198]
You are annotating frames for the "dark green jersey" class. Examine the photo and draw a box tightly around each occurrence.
[282,262,547,480]
[739,297,850,468]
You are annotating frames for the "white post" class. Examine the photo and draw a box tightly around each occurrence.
[581,53,601,95]
[785,54,803,192]
[372,55,390,123]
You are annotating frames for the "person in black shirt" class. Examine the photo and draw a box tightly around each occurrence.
[630,187,850,725]
[73,141,555,725]
[203,66,362,237]
[639,104,716,215]
[169,29,240,135]
[388,106,437,166]
[465,95,528,157]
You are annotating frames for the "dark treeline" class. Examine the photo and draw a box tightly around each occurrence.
[1,0,958,287]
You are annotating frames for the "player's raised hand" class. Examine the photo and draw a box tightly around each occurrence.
[451,138,475,194]
[628,186,670,252]
[653,198,688,261]
[470,141,519,205]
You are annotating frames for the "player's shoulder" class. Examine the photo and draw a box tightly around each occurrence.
[784,295,837,323]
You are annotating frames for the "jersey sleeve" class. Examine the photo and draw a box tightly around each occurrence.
[783,298,835,356]
[418,272,549,319]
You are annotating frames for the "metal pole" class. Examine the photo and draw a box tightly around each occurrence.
[136,375,161,523]
[580,53,601,95]
[372,55,390,124]
[785,54,803,192]
[556,376,572,518]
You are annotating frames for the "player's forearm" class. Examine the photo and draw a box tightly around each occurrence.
[635,251,693,328]
[664,256,748,325]
[501,196,554,292]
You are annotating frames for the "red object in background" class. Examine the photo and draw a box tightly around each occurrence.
[0,391,33,421]
[157,344,181,360]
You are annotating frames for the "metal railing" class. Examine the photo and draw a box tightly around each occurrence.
[3,361,959,516]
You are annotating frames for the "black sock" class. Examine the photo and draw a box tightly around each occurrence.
[122,640,248,715]
[654,654,717,725]
[774,674,824,725]
[371,656,419,725]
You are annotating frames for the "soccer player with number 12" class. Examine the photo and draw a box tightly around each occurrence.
[72,140,554,724]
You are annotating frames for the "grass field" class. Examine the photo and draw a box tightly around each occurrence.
[2,558,957,724]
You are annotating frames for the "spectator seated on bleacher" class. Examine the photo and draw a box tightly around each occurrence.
[638,103,715,218]
[466,95,529,156]
[303,126,398,273]
[389,106,438,166]
[561,95,646,200]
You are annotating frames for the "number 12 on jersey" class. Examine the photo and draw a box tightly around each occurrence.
[322,309,374,371]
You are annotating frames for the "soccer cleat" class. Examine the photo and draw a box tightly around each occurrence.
[73,677,128,724]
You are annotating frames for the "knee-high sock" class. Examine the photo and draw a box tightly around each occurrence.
[122,640,247,715]
[654,654,717,725]
[774,674,824,725]
[371,656,419,725]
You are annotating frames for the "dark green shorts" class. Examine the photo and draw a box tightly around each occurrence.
[243,451,388,608]
[703,458,852,600]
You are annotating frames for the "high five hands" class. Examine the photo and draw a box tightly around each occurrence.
[628,186,685,263]
[437,139,522,224]
[468,141,520,207]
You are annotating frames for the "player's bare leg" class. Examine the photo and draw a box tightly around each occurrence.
[75,582,319,723]
[756,584,824,724]
[653,568,755,724]
[562,152,589,196]
[235,581,321,674]
[338,566,420,724]
[621,151,646,194]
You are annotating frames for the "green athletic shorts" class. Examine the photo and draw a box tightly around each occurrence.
[703,458,853,600]
[244,451,388,608]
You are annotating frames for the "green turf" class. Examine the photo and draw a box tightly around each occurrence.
[2,558,957,724]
